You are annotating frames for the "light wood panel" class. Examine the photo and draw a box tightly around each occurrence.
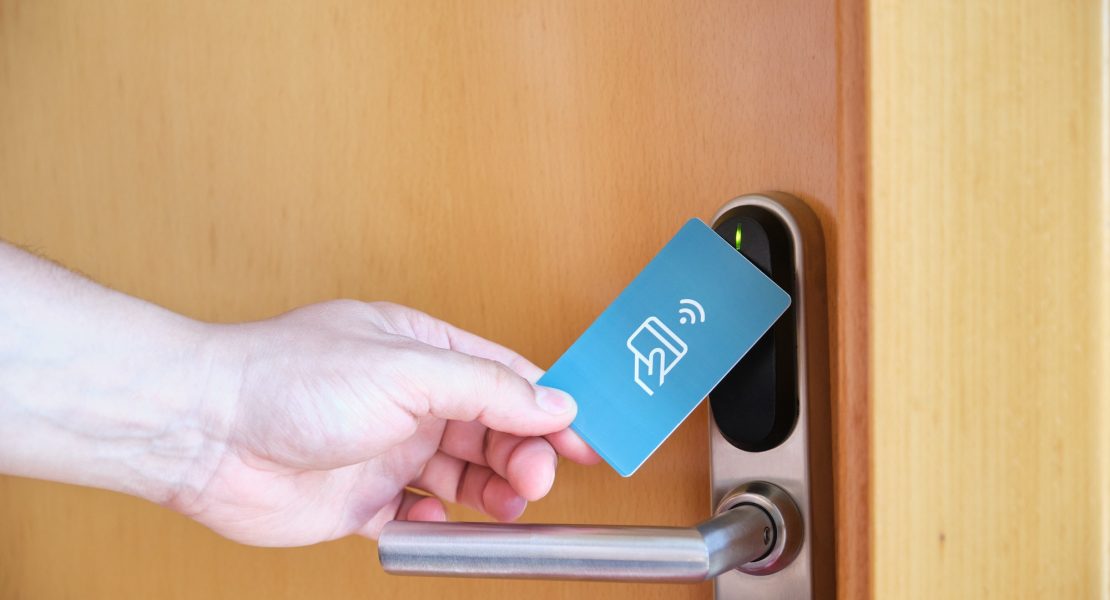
[870,1,1109,598]
[0,1,864,598]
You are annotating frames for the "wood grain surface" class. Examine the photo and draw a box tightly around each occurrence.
[0,2,865,598]
[833,0,871,596]
[869,1,1109,598]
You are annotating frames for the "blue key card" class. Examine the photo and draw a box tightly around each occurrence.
[537,219,791,476]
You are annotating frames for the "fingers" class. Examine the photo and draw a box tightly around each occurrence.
[376,303,591,455]
[402,494,447,522]
[441,419,601,468]
[398,345,577,438]
[546,428,603,465]
[357,490,446,539]
[485,434,557,501]
[439,421,601,498]
[438,419,489,466]
[368,304,598,518]
[411,452,528,522]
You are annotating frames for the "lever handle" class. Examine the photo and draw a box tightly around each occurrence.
[378,481,801,583]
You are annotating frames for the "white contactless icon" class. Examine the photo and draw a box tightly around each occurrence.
[626,299,706,396]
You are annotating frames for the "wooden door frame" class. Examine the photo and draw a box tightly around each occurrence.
[833,0,871,597]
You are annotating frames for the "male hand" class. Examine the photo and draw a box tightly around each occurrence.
[174,301,599,546]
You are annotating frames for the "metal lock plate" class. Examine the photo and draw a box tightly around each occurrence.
[708,193,835,599]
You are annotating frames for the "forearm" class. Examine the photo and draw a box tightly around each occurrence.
[0,242,227,504]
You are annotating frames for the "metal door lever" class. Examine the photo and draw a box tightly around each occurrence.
[378,481,801,583]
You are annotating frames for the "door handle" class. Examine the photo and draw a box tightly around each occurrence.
[378,481,801,582]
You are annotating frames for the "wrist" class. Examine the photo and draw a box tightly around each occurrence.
[0,243,242,508]
[153,319,241,511]
[62,312,237,507]
[0,282,231,507]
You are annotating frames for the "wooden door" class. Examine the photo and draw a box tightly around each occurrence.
[3,1,1105,599]
[0,2,864,599]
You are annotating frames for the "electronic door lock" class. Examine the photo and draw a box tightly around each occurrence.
[376,193,832,598]
[708,193,833,599]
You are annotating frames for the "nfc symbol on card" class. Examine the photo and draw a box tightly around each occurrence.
[626,299,706,396]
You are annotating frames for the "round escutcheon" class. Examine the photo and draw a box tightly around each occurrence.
[715,481,804,575]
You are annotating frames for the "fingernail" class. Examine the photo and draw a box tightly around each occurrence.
[544,454,559,489]
[535,387,576,415]
[506,495,527,519]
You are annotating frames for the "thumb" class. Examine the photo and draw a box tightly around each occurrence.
[400,344,577,436]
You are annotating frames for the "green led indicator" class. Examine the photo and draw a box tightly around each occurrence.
[734,223,743,250]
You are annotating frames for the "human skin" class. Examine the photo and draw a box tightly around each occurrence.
[0,241,599,546]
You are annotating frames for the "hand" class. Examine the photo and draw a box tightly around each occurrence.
[0,243,594,547]
[172,301,599,546]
